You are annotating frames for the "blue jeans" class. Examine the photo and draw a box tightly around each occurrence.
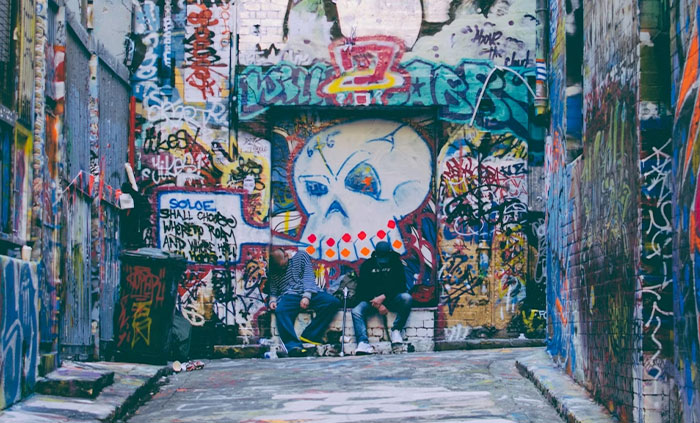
[351,293,412,344]
[275,292,340,351]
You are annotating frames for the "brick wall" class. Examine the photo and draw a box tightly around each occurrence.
[270,308,436,355]
[547,0,642,421]
[545,0,700,421]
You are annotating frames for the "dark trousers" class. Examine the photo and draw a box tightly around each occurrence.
[275,292,340,351]
[351,293,413,344]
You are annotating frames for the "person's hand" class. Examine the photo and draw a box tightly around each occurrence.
[378,304,389,315]
[370,295,386,308]
[269,301,277,311]
[300,297,310,309]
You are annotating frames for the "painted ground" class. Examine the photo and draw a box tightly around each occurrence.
[126,348,562,423]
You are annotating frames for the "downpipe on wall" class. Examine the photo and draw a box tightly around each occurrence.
[535,0,550,121]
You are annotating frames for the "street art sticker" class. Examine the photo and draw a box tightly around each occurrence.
[183,2,233,102]
[0,256,39,409]
[157,190,269,264]
[271,116,437,300]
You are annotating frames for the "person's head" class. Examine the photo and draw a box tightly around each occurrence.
[374,241,392,265]
[269,248,289,275]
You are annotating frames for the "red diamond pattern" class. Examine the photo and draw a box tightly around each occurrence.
[342,233,352,243]
[387,220,396,229]
[307,234,317,243]
[326,238,336,247]
[357,231,367,240]
[377,230,387,239]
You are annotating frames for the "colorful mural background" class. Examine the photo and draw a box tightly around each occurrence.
[128,0,544,342]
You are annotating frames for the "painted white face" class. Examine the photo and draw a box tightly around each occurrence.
[293,119,432,260]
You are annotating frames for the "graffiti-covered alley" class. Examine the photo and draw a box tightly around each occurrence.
[0,0,697,421]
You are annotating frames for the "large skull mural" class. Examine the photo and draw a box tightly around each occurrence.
[293,119,432,261]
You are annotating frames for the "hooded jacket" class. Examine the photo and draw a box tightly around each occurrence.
[356,250,407,302]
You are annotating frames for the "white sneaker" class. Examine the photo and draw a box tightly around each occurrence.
[355,342,374,355]
[390,329,403,344]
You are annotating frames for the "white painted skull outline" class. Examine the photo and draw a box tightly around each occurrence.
[293,119,432,259]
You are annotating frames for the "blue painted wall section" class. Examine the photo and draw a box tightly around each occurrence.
[0,256,39,409]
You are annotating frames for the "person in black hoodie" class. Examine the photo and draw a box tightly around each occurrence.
[351,241,412,355]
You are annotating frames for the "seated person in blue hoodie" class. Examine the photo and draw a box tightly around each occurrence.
[352,241,412,355]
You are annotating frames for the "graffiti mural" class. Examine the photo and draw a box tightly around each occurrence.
[545,0,640,419]
[238,60,535,139]
[0,256,40,409]
[671,1,700,419]
[640,116,674,418]
[270,115,437,301]
[128,0,274,340]
[129,0,540,338]
[437,127,530,337]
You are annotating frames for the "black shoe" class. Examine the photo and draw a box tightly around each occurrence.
[288,347,314,357]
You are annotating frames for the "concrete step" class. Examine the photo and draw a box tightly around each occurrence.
[435,337,546,351]
[516,350,619,423]
[34,362,115,399]
[0,361,170,422]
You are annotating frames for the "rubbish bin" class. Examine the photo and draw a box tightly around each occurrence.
[114,248,186,364]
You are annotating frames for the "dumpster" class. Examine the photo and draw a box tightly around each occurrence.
[114,248,186,364]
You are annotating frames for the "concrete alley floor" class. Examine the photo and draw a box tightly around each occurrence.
[126,348,563,423]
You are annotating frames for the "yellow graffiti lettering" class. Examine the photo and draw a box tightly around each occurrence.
[132,300,153,348]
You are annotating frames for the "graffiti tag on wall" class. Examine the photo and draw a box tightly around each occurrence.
[0,256,39,409]
[157,190,269,264]
[239,60,534,139]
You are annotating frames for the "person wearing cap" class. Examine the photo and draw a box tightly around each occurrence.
[351,241,412,355]
[268,248,341,357]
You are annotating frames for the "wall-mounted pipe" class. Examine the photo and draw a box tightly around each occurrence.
[535,0,549,116]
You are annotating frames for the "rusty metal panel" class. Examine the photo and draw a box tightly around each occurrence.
[60,28,93,359]
[98,61,128,189]
[97,60,128,345]
[59,190,92,359]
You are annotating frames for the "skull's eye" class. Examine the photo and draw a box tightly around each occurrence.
[305,180,329,196]
[345,162,380,199]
